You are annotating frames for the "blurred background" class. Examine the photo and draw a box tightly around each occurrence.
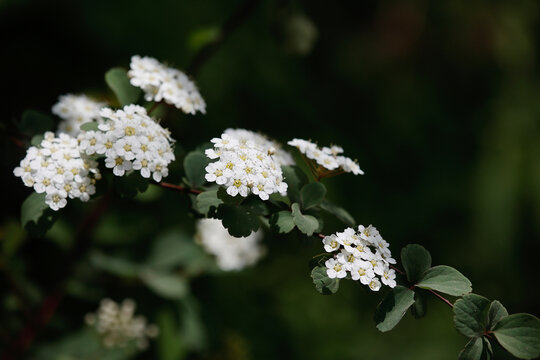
[1,0,540,359]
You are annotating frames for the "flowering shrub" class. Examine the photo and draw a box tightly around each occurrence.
[7,52,539,360]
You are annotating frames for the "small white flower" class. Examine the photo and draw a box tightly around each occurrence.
[204,130,289,200]
[287,138,363,175]
[128,55,206,115]
[325,258,347,279]
[52,94,106,137]
[13,132,101,210]
[196,218,265,271]
[381,269,397,288]
[322,235,340,252]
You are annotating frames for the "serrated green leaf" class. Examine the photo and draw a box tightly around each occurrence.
[184,151,211,189]
[80,122,99,132]
[319,200,355,227]
[416,265,472,296]
[401,244,432,283]
[458,336,484,360]
[194,190,223,215]
[311,266,339,295]
[374,285,415,332]
[291,203,319,236]
[493,313,540,359]
[281,165,308,202]
[215,204,260,237]
[300,182,326,209]
[411,290,428,319]
[140,270,188,300]
[453,294,491,338]
[487,300,508,330]
[269,211,295,234]
[19,110,54,137]
[105,67,141,106]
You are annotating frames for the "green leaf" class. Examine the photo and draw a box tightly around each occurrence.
[291,203,319,236]
[21,192,59,236]
[453,294,491,338]
[458,337,484,360]
[493,313,540,359]
[194,190,223,215]
[80,122,99,132]
[18,110,54,137]
[319,200,355,227]
[183,151,211,189]
[310,266,339,295]
[281,165,308,202]
[241,196,269,216]
[21,192,49,227]
[401,244,432,283]
[146,229,215,274]
[179,296,207,350]
[269,211,295,234]
[89,252,140,278]
[374,285,415,332]
[140,270,188,300]
[300,182,326,209]
[215,204,260,237]
[31,134,44,146]
[105,67,141,106]
[487,300,508,330]
[411,290,428,319]
[113,171,149,198]
[416,265,472,296]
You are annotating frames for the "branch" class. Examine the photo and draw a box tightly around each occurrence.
[1,193,111,360]
[187,0,261,76]
[157,181,202,195]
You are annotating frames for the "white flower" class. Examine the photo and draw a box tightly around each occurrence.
[128,55,206,114]
[323,235,340,252]
[78,105,175,181]
[204,130,289,201]
[85,298,158,350]
[13,132,101,210]
[52,94,106,136]
[196,218,265,271]
[287,138,364,175]
[320,224,396,291]
[325,258,347,279]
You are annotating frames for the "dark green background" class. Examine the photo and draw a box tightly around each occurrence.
[1,0,539,359]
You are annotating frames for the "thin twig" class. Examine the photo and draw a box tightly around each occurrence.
[157,181,202,195]
[426,289,454,308]
[187,0,261,76]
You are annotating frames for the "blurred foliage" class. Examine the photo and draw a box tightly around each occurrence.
[1,0,540,359]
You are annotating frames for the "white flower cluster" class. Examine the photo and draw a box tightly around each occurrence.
[322,225,397,291]
[196,218,265,271]
[288,138,364,175]
[223,128,294,166]
[128,55,206,115]
[13,132,101,211]
[78,105,175,181]
[85,298,158,350]
[204,132,288,200]
[52,94,106,137]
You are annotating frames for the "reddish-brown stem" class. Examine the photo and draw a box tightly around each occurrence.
[427,289,454,308]
[314,233,326,239]
[157,181,202,195]
[2,193,111,360]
